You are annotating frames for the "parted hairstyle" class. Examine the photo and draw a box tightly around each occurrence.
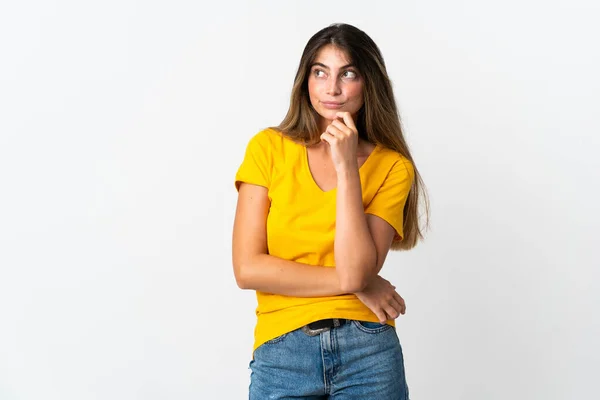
[272,23,429,250]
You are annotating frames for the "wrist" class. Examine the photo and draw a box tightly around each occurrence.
[336,164,360,182]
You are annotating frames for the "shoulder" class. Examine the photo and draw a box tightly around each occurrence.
[375,146,415,181]
[245,128,302,162]
[249,127,287,143]
[246,128,290,150]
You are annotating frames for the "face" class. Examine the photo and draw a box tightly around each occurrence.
[307,44,364,130]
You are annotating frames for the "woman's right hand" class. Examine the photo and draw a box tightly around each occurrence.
[354,275,406,323]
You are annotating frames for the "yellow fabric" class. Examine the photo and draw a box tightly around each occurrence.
[234,128,414,354]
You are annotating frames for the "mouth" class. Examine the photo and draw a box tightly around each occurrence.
[321,101,344,109]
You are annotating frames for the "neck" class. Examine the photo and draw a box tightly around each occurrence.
[317,118,334,134]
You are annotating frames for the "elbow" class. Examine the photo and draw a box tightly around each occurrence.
[235,274,248,290]
[338,266,370,293]
[339,276,368,293]
[233,259,253,290]
[233,252,266,290]
[337,253,377,293]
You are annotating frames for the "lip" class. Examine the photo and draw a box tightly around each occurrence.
[321,101,344,109]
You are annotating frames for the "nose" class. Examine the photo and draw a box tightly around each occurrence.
[326,77,341,96]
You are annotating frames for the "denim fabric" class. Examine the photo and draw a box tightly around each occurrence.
[248,320,409,399]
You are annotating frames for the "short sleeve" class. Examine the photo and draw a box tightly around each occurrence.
[365,159,414,241]
[234,131,273,191]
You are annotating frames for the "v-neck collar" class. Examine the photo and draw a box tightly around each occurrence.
[302,144,381,194]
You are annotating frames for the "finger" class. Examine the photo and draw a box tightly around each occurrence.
[393,293,406,314]
[379,310,396,324]
[330,118,354,136]
[325,123,345,139]
[320,132,333,145]
[390,297,404,316]
[384,305,399,320]
[335,111,357,132]
[383,311,393,322]
[394,292,405,305]
[373,309,387,324]
[320,128,338,140]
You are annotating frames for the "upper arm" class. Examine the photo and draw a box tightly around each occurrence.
[363,158,415,276]
[366,213,396,276]
[364,158,414,243]
[232,130,274,286]
[232,182,270,287]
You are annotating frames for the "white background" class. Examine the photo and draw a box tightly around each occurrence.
[1,1,599,399]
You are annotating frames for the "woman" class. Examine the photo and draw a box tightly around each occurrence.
[233,23,428,399]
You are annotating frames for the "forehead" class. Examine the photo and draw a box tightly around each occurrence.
[312,44,352,67]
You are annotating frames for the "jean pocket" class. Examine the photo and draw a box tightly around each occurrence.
[352,320,393,334]
[263,332,289,344]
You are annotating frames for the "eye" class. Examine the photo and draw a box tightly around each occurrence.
[342,70,358,79]
[313,69,326,78]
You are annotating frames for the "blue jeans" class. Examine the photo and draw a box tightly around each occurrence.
[248,320,410,399]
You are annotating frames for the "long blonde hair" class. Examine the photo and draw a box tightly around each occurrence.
[272,23,429,250]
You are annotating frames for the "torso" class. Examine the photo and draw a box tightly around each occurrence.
[240,128,412,352]
[306,140,377,192]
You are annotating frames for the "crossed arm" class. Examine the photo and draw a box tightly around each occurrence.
[232,182,405,321]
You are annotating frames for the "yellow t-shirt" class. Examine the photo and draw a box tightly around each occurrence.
[234,128,414,354]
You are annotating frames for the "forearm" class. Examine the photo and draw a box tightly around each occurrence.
[236,253,347,297]
[335,166,378,292]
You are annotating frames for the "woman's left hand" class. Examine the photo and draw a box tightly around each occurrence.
[354,275,406,323]
[320,111,359,172]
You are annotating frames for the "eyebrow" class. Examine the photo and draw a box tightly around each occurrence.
[310,62,356,70]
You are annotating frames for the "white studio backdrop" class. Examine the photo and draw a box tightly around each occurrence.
[0,1,598,399]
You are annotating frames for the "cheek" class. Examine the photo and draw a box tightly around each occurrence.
[307,78,318,100]
[346,84,364,103]
[308,77,323,94]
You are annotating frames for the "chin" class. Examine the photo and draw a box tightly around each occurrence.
[317,108,342,120]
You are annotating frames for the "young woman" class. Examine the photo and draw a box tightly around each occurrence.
[233,23,428,399]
